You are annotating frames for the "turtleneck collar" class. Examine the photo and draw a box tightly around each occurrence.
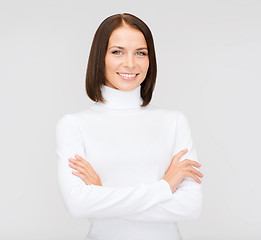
[91,84,146,112]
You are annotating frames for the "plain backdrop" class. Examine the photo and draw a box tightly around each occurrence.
[0,0,260,239]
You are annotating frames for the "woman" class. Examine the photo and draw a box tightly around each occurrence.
[56,13,203,240]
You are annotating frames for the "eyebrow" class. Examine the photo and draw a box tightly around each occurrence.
[108,46,148,51]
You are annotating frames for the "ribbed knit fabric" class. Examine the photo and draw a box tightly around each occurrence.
[56,84,203,240]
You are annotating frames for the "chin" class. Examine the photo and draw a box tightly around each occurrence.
[116,83,140,91]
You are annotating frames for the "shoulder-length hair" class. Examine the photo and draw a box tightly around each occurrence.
[85,13,157,107]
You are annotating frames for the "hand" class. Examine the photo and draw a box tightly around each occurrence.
[162,148,203,193]
[68,154,102,186]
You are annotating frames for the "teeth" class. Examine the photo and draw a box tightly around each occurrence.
[118,73,137,78]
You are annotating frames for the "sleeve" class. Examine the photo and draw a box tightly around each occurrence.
[119,111,203,222]
[56,113,174,219]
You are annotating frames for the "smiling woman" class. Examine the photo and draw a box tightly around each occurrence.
[104,26,149,90]
[56,12,203,240]
[85,13,158,107]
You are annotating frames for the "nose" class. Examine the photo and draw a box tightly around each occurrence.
[123,54,135,68]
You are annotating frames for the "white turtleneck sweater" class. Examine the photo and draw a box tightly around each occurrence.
[56,84,203,240]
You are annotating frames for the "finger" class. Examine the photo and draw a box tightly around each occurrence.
[69,162,82,172]
[75,155,95,171]
[185,172,202,183]
[69,159,93,177]
[179,159,201,168]
[72,171,90,184]
[184,166,204,178]
[72,156,88,169]
[172,148,188,164]
[74,154,88,165]
[71,157,96,178]
[75,155,98,177]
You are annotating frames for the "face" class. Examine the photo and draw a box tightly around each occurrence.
[104,25,149,91]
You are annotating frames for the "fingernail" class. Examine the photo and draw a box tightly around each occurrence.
[75,154,79,158]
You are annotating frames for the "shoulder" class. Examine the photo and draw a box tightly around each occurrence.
[147,104,187,121]
[56,106,93,128]
[56,114,78,134]
[147,105,192,132]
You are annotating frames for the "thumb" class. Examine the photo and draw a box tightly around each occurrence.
[172,148,188,164]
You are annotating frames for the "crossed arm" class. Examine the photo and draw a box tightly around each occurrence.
[56,112,203,222]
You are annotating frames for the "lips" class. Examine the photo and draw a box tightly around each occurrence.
[117,72,139,81]
[117,72,138,77]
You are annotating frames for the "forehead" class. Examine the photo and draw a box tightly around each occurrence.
[107,26,147,47]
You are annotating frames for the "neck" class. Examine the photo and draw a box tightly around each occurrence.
[91,84,146,112]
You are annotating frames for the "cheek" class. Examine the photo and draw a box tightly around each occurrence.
[141,58,149,72]
[105,56,118,73]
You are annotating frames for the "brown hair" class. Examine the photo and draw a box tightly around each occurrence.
[85,13,157,107]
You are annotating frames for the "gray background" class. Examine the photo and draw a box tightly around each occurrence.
[1,0,260,239]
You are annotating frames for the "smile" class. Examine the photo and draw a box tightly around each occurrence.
[117,72,139,81]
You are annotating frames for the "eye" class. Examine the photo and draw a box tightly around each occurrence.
[136,52,147,56]
[112,50,122,55]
